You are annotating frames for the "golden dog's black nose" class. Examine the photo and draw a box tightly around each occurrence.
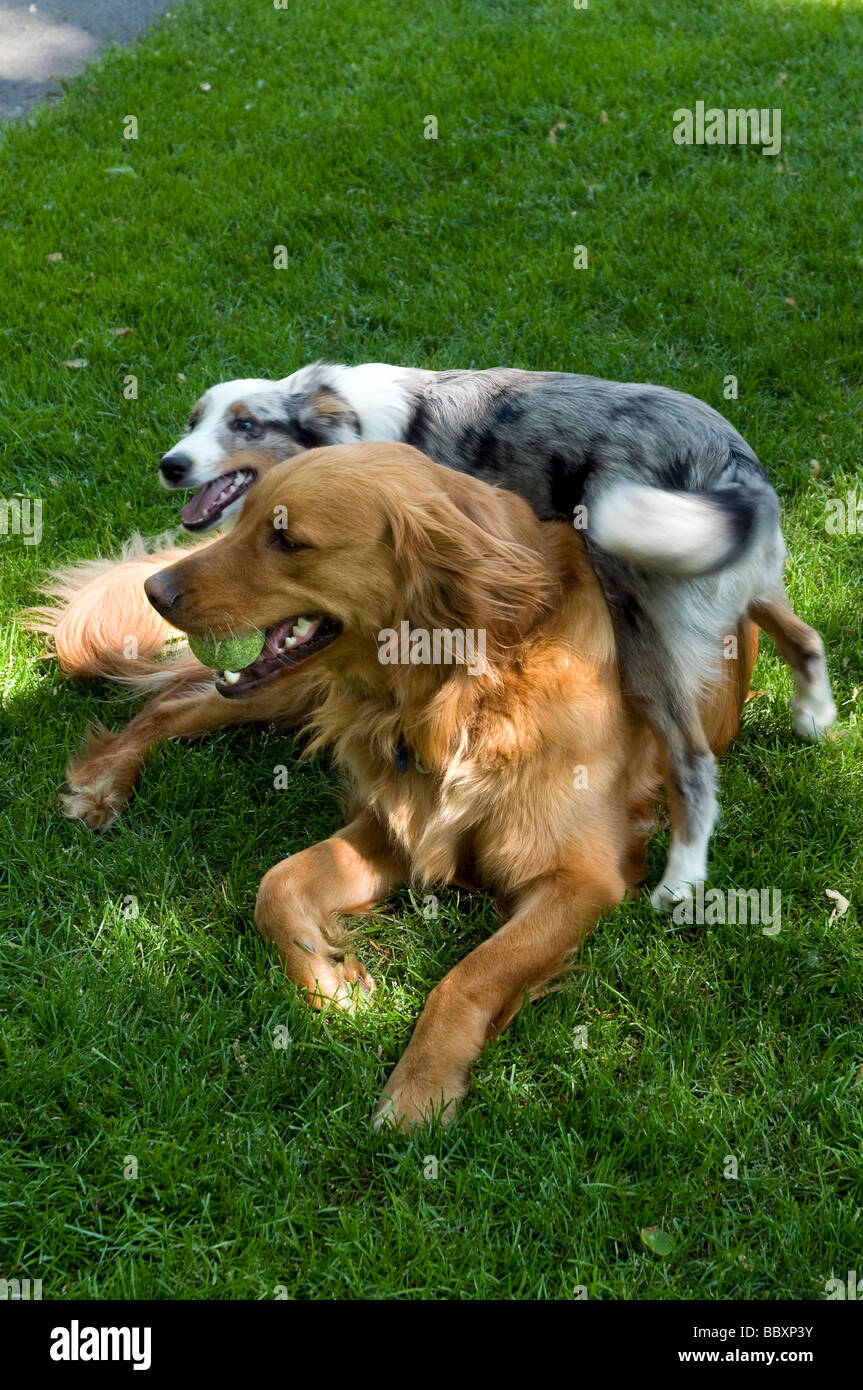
[144,570,183,617]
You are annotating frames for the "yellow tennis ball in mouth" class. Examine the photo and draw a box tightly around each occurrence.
[187,630,266,671]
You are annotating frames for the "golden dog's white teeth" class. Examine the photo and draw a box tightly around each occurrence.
[222,670,242,684]
[293,618,315,637]
[279,634,299,652]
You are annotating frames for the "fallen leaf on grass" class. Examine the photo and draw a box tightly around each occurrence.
[547,121,566,145]
[640,1226,675,1257]
[61,359,87,369]
[825,889,850,922]
[110,327,133,337]
[44,251,63,262]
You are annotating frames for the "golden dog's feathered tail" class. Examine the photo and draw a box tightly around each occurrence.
[23,532,214,691]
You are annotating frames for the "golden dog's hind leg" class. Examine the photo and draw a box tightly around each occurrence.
[254,812,409,1013]
[374,856,626,1131]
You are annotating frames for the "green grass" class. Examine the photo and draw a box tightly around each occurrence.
[1,0,862,1300]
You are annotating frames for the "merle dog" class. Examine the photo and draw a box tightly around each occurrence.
[157,362,836,907]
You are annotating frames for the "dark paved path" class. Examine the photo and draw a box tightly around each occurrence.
[0,0,172,120]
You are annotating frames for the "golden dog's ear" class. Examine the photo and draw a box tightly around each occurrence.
[388,483,554,647]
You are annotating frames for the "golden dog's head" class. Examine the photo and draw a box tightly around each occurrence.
[145,442,555,699]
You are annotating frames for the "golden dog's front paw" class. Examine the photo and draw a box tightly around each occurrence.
[302,953,375,1014]
[372,1054,468,1132]
[60,769,131,830]
[62,727,138,830]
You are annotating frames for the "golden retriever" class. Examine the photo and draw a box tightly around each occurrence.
[133,442,754,1128]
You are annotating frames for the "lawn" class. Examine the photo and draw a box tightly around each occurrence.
[1,0,861,1300]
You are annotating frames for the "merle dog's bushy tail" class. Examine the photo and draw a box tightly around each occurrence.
[590,472,779,578]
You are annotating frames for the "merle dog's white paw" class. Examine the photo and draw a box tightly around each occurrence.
[650,880,698,914]
[791,692,838,742]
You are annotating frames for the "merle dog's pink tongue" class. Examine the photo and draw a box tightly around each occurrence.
[180,478,227,526]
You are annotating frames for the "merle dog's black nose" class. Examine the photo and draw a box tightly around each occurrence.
[160,452,192,486]
[144,570,183,617]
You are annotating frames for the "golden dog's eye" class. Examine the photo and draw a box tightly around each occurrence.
[270,529,308,555]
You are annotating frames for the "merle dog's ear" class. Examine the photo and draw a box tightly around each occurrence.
[292,387,361,448]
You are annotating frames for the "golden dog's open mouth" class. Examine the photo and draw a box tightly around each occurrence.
[213,614,342,697]
[181,469,258,530]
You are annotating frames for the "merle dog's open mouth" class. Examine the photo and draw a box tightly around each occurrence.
[212,615,342,698]
[181,469,257,530]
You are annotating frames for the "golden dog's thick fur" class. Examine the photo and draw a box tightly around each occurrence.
[125,442,753,1128]
[27,443,769,838]
[24,455,321,829]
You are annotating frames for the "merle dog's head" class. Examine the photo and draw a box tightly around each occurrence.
[159,364,362,531]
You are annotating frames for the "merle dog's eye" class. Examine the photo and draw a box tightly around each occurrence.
[230,417,259,435]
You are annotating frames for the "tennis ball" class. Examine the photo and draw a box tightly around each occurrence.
[187,630,266,671]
